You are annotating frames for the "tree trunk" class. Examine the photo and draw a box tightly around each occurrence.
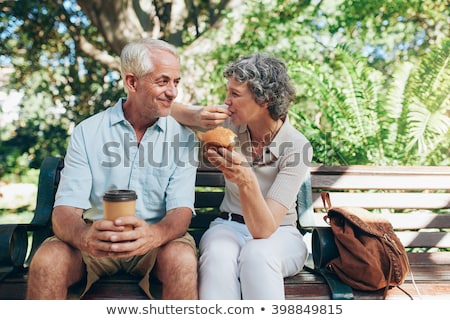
[76,0,243,101]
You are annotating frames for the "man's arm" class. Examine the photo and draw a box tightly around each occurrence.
[101,207,192,258]
[52,206,88,249]
[52,205,128,257]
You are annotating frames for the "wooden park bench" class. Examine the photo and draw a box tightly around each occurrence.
[1,156,449,299]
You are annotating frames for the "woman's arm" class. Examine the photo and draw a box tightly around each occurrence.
[205,148,287,239]
[171,102,231,129]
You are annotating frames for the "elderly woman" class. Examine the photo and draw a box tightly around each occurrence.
[172,53,312,299]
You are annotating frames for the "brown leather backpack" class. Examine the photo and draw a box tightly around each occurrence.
[320,192,410,292]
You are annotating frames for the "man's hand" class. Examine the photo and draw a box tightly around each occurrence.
[81,216,162,259]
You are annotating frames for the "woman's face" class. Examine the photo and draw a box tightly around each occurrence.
[224,77,265,126]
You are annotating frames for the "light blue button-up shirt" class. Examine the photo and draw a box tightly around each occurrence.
[54,98,199,224]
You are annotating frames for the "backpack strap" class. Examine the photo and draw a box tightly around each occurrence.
[316,267,355,300]
[311,226,354,300]
[321,191,332,211]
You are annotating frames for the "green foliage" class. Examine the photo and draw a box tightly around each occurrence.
[1,0,123,174]
[334,0,449,68]
[401,39,450,164]
[289,45,384,164]
[188,0,449,165]
[288,41,449,165]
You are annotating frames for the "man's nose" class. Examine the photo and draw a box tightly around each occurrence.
[166,82,178,97]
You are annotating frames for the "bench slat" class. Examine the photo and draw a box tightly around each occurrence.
[189,212,219,228]
[194,192,224,208]
[195,172,225,187]
[312,192,450,209]
[305,212,450,229]
[407,252,450,265]
[312,175,450,190]
[284,267,450,299]
[397,231,450,248]
[310,165,450,175]
[379,212,450,229]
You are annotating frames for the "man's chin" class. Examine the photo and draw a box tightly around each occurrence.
[160,107,171,118]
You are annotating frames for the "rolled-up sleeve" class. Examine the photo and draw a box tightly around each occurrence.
[165,132,199,215]
[54,125,92,210]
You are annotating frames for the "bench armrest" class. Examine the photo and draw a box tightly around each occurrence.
[27,156,63,263]
[0,157,63,276]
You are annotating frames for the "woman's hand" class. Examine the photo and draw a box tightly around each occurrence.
[205,147,253,186]
[206,146,283,238]
[196,105,231,129]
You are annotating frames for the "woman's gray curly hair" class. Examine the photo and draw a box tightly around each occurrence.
[223,53,296,120]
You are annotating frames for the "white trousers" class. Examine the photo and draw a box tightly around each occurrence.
[198,218,308,300]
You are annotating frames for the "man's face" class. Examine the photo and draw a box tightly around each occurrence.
[135,49,181,118]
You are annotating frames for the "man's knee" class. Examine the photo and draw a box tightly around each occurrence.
[30,241,65,270]
[156,241,197,283]
[27,239,83,299]
[29,238,83,280]
[156,241,198,299]
[158,241,197,268]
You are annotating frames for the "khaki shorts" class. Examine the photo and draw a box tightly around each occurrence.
[82,232,196,299]
[42,232,196,299]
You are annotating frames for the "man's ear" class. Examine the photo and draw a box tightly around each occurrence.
[124,73,137,92]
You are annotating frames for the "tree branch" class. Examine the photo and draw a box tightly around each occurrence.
[57,4,120,71]
[78,36,121,71]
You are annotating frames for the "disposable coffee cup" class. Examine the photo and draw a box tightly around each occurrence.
[103,189,137,231]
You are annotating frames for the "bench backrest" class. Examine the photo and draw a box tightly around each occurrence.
[187,164,450,251]
[306,165,450,251]
[29,157,450,257]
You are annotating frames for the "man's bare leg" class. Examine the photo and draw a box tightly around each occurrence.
[155,241,198,299]
[26,238,84,299]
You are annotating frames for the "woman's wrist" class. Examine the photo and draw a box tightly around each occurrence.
[171,102,202,126]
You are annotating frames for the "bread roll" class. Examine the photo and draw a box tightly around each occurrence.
[202,126,237,150]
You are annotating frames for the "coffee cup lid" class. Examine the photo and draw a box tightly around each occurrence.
[103,189,137,201]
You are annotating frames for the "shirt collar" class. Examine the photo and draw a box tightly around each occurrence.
[234,117,291,165]
[109,98,165,132]
[110,98,127,126]
[267,117,290,159]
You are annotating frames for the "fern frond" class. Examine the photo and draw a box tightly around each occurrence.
[409,39,450,113]
[402,39,450,163]
[385,62,414,119]
[406,99,450,155]
[382,62,415,160]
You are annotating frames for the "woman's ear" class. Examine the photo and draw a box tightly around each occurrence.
[261,101,270,110]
